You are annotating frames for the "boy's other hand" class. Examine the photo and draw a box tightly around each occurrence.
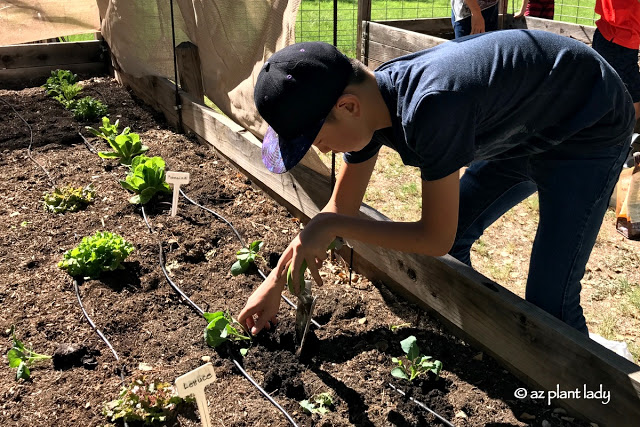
[238,270,283,335]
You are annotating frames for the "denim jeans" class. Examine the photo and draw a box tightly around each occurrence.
[451,3,499,39]
[448,138,632,335]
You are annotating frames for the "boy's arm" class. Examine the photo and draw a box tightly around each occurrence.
[238,153,378,334]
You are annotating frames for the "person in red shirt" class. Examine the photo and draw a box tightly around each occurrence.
[593,0,640,119]
[515,0,554,20]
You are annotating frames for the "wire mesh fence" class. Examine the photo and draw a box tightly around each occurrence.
[295,0,598,57]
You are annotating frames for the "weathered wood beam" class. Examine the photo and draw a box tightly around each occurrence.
[115,66,640,426]
[176,41,205,104]
[0,40,106,89]
[357,0,372,62]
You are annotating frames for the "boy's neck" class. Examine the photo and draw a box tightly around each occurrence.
[345,70,392,132]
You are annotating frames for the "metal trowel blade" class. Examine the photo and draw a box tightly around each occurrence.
[295,280,316,356]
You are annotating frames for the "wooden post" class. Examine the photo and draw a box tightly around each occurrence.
[357,0,372,63]
[176,41,205,103]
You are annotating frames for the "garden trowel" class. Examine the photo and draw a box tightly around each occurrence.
[295,279,316,356]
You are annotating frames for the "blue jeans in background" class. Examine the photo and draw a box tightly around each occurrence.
[448,138,632,335]
[451,3,499,39]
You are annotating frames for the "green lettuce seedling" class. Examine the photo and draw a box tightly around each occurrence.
[58,231,134,279]
[72,96,108,121]
[103,375,194,424]
[119,155,171,204]
[42,69,78,96]
[53,83,83,109]
[43,184,95,213]
[391,335,442,381]
[7,326,51,381]
[300,392,333,415]
[97,131,148,166]
[231,240,263,276]
[86,116,121,142]
[203,311,250,348]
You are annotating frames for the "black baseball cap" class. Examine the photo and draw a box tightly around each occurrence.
[254,42,352,173]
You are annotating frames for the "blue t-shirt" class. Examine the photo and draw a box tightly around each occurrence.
[344,30,634,181]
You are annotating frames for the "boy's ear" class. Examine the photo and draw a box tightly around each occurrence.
[335,94,360,117]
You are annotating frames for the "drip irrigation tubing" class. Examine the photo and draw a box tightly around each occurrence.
[179,188,322,329]
[0,96,55,187]
[73,278,130,427]
[142,206,300,427]
[387,383,455,427]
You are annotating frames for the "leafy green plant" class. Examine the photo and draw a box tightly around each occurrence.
[103,376,194,424]
[98,131,148,165]
[72,96,108,121]
[119,155,171,204]
[231,240,263,276]
[300,392,333,415]
[43,184,95,213]
[203,311,250,348]
[42,69,78,96]
[391,335,442,381]
[86,116,121,142]
[58,231,134,279]
[7,326,51,380]
[53,82,83,109]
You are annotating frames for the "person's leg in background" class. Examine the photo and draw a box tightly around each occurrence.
[449,158,537,266]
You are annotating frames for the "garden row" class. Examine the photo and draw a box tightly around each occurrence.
[0,74,589,426]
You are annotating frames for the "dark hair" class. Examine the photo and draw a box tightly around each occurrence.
[325,57,369,122]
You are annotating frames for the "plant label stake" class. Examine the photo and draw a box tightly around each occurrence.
[166,171,190,217]
[175,362,216,427]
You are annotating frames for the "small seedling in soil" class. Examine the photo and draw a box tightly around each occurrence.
[120,155,171,204]
[203,311,250,349]
[43,184,95,213]
[53,83,83,109]
[6,326,51,381]
[58,231,134,279]
[72,96,108,121]
[390,323,411,331]
[42,69,78,96]
[231,240,263,276]
[86,116,120,142]
[89,118,149,165]
[103,375,194,424]
[391,335,443,382]
[300,392,334,415]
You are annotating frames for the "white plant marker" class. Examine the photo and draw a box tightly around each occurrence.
[175,362,216,427]
[166,171,190,217]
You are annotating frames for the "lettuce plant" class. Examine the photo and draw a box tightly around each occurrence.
[203,311,250,348]
[58,231,134,279]
[103,376,194,424]
[72,96,108,121]
[300,392,333,415]
[42,69,78,96]
[53,83,83,109]
[43,184,95,213]
[120,155,171,204]
[231,240,263,276]
[86,116,120,142]
[391,335,442,381]
[7,326,51,381]
[98,131,148,165]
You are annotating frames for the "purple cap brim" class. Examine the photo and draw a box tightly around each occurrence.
[261,120,325,174]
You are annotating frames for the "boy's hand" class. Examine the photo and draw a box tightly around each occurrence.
[238,270,283,335]
[278,213,335,294]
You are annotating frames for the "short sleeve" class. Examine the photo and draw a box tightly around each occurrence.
[406,91,476,181]
[343,136,383,164]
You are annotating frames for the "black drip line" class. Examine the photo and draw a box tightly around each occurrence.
[387,383,455,427]
[169,0,183,132]
[0,96,55,187]
[141,204,300,426]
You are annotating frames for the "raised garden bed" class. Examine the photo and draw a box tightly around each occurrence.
[0,76,598,426]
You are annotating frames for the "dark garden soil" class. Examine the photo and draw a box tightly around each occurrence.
[0,78,593,427]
